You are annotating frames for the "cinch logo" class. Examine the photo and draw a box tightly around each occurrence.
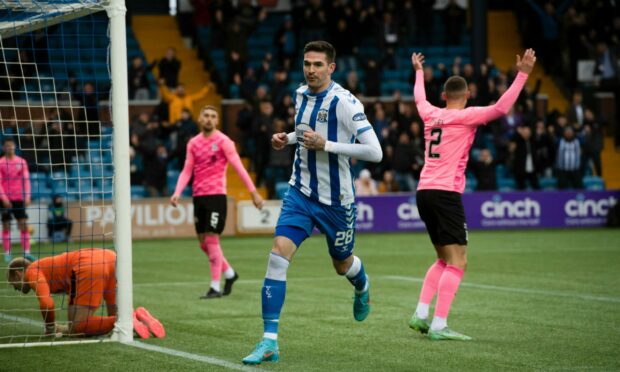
[564,194,617,217]
[481,195,541,218]
[397,198,421,221]
[357,202,374,222]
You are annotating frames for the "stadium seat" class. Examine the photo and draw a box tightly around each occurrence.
[497,178,516,192]
[539,176,557,191]
[131,185,146,199]
[583,176,605,191]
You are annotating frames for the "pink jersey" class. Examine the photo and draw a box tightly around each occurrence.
[173,130,256,197]
[414,69,529,193]
[0,155,31,202]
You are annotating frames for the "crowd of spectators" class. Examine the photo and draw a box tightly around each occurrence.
[186,0,467,99]
[0,1,613,199]
[517,0,619,94]
[123,1,612,198]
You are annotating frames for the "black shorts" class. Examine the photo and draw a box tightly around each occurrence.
[193,195,227,234]
[416,189,468,246]
[1,201,28,222]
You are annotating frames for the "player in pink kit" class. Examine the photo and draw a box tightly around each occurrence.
[408,49,537,340]
[170,105,264,298]
[0,138,34,263]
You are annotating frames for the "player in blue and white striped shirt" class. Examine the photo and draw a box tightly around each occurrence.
[243,41,383,365]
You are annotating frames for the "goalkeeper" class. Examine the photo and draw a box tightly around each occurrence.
[7,248,164,338]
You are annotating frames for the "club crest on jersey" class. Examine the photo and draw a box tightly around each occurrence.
[317,109,328,123]
[352,112,366,121]
[212,143,218,151]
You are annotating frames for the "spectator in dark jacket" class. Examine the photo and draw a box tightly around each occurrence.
[392,132,416,191]
[156,47,181,88]
[47,195,73,242]
[142,144,169,197]
[510,125,540,190]
[128,56,151,100]
[168,109,198,171]
[532,119,556,177]
[468,148,498,191]
[580,108,604,177]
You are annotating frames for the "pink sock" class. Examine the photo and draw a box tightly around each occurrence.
[20,230,30,254]
[419,259,447,304]
[434,265,465,319]
[199,240,229,274]
[2,230,9,254]
[204,235,223,282]
[221,257,230,273]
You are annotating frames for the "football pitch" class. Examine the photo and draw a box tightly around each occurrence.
[2,229,620,371]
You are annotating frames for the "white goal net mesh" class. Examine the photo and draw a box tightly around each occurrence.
[0,1,120,346]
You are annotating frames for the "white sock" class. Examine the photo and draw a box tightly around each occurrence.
[415,303,430,319]
[266,253,290,281]
[210,280,221,291]
[430,316,447,331]
[224,267,235,280]
[263,332,278,340]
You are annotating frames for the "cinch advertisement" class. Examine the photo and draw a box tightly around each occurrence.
[355,191,619,232]
[22,191,616,242]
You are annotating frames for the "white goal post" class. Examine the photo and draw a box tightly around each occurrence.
[0,0,133,347]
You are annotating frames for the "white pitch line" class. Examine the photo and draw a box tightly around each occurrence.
[0,312,110,349]
[128,341,260,372]
[0,312,43,330]
[136,276,620,303]
[0,312,259,371]
[383,276,620,303]
[134,277,336,287]
[134,279,262,287]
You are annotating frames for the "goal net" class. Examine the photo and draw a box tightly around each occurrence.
[0,0,133,347]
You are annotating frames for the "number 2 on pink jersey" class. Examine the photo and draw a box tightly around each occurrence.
[428,128,443,158]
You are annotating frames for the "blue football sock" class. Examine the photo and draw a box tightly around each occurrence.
[262,278,286,338]
[262,253,289,339]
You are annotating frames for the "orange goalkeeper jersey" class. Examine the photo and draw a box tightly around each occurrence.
[25,248,116,325]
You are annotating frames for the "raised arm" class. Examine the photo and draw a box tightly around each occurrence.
[464,49,536,124]
[189,85,211,101]
[412,53,435,120]
[159,81,174,103]
[412,53,427,103]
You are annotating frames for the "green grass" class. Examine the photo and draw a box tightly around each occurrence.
[2,229,620,371]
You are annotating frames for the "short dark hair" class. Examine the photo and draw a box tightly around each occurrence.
[443,76,468,100]
[303,41,336,63]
